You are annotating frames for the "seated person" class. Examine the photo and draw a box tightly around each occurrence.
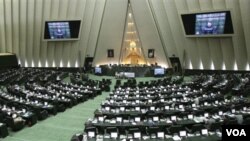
[204,115,216,129]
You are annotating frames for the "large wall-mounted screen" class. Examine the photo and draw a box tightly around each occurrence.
[43,20,81,41]
[181,11,234,37]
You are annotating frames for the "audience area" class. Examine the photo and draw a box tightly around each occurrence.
[0,68,111,139]
[77,73,250,141]
[1,68,250,141]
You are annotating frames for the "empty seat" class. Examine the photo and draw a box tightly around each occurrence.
[208,122,221,132]
[167,125,184,135]
[128,127,141,139]
[186,124,205,134]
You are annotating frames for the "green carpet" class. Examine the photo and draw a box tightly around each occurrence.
[0,75,172,141]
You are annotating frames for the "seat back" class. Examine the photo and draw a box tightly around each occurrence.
[106,127,118,139]
[128,127,141,139]
[243,117,250,125]
[84,126,96,138]
[168,125,183,135]
[209,122,221,131]
[191,124,204,133]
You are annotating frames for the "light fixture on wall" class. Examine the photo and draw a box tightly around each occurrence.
[60,60,63,67]
[222,62,226,70]
[25,60,28,67]
[210,61,215,70]
[130,41,136,48]
[75,61,79,67]
[246,63,250,71]
[52,61,56,67]
[67,61,70,68]
[199,60,204,70]
[31,60,35,67]
[38,60,41,67]
[234,61,238,70]
[189,61,193,69]
[45,60,48,67]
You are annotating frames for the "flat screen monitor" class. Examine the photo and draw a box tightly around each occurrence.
[204,113,209,118]
[188,114,194,119]
[171,116,177,121]
[105,107,110,111]
[201,129,208,135]
[120,107,125,111]
[44,20,81,41]
[154,68,165,76]
[111,132,118,138]
[231,109,235,113]
[135,117,141,122]
[116,117,122,122]
[179,131,187,137]
[88,131,95,138]
[98,116,104,122]
[181,10,234,37]
[94,67,102,74]
[134,132,141,138]
[153,116,159,121]
[135,107,140,111]
[157,132,164,138]
[192,103,196,107]
[179,105,184,109]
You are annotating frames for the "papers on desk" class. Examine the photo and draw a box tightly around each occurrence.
[92,119,97,123]
[212,115,220,119]
[96,138,103,141]
[165,135,172,139]
[187,133,195,137]
[110,120,116,124]
[216,131,222,137]
[194,117,205,123]
[142,136,150,140]
[166,120,172,123]
[209,131,215,135]
[173,135,181,141]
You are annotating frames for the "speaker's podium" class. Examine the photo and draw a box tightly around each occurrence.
[169,57,181,74]
[0,53,18,68]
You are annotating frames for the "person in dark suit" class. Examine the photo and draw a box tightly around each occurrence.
[71,134,83,141]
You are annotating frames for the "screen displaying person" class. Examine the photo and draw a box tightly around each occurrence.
[201,21,217,34]
[54,28,65,38]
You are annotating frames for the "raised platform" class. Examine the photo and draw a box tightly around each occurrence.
[98,64,170,77]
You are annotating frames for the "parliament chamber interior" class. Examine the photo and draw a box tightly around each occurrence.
[0,0,250,141]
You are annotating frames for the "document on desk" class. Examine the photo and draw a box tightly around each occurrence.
[173,135,181,141]
[166,120,172,123]
[165,135,172,138]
